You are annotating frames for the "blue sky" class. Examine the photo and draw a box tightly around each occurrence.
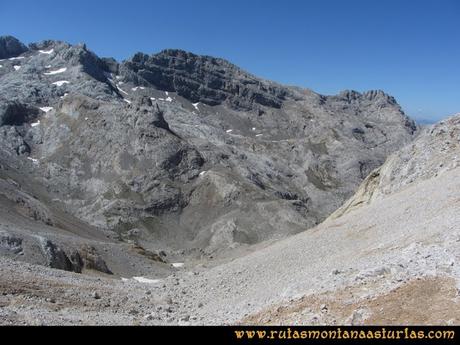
[1,0,459,122]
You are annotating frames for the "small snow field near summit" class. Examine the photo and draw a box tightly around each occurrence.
[39,49,54,55]
[39,107,53,112]
[13,65,21,71]
[44,67,67,75]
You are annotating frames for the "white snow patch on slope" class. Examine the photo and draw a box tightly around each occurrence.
[165,96,173,102]
[256,134,263,137]
[192,102,200,110]
[199,171,207,177]
[165,91,169,96]
[13,65,21,71]
[172,263,184,268]
[0,65,2,68]
[123,99,131,104]
[39,107,53,113]
[252,127,256,131]
[44,67,67,75]
[45,65,52,68]
[52,80,70,86]
[31,120,40,127]
[117,85,128,95]
[226,129,233,133]
[9,56,24,61]
[132,277,162,284]
[39,49,54,55]
[27,157,39,164]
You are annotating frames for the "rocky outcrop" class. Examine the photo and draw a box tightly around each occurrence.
[0,36,28,59]
[0,100,39,127]
[331,114,460,218]
[39,237,77,272]
[121,49,289,110]
[0,231,23,254]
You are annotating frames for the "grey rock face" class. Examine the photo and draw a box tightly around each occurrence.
[0,231,23,254]
[0,100,39,126]
[121,49,289,110]
[38,237,75,272]
[0,36,418,256]
[0,36,28,59]
[332,114,460,218]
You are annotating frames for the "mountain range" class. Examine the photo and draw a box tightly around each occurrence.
[0,35,458,325]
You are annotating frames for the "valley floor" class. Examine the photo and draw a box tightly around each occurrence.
[1,167,460,325]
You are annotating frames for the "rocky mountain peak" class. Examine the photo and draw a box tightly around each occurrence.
[0,35,29,59]
[121,49,289,110]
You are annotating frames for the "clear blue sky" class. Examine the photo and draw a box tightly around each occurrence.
[1,0,459,122]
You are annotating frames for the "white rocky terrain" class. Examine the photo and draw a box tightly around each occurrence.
[0,35,458,325]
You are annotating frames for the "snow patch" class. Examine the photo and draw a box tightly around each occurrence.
[52,80,70,86]
[39,107,53,113]
[165,96,173,102]
[150,97,156,101]
[27,157,39,164]
[13,65,21,71]
[31,120,40,127]
[165,91,169,96]
[115,75,122,80]
[45,65,52,68]
[9,56,24,61]
[123,99,131,104]
[39,49,54,55]
[226,129,233,133]
[117,85,128,95]
[192,102,200,110]
[0,65,3,68]
[172,263,184,268]
[132,87,139,91]
[252,127,256,131]
[199,171,207,177]
[256,134,263,137]
[132,277,161,284]
[44,67,67,75]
